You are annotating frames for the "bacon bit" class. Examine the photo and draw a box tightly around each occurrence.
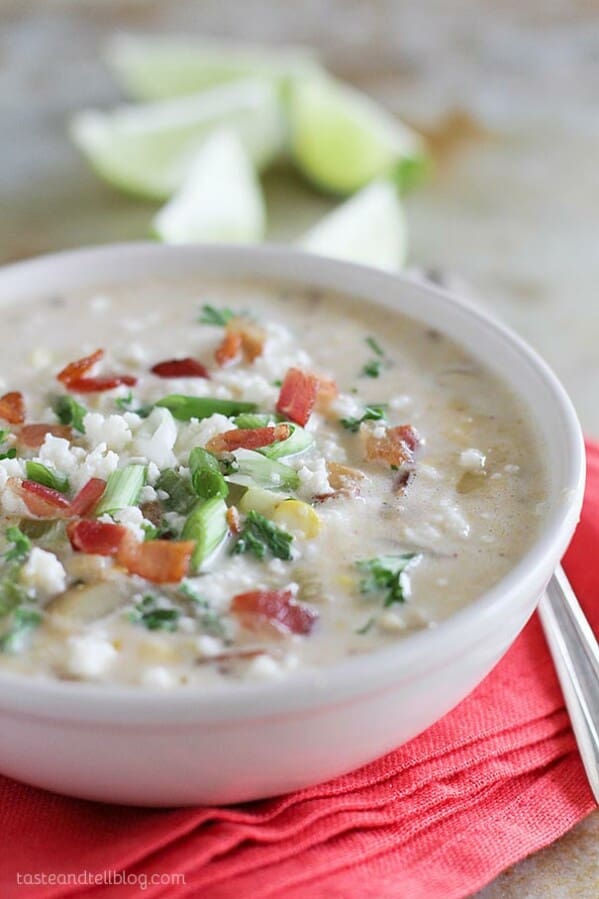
[363,423,420,468]
[65,375,138,393]
[57,349,104,385]
[151,358,210,379]
[214,330,243,367]
[0,392,25,425]
[70,478,106,518]
[12,479,72,519]
[313,461,366,503]
[314,376,339,412]
[18,423,73,449]
[117,537,195,584]
[229,317,266,363]
[206,424,291,455]
[226,505,241,535]
[232,589,318,636]
[276,368,319,426]
[140,500,163,528]
[67,519,128,556]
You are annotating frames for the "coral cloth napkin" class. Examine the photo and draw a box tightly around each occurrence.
[1,445,598,899]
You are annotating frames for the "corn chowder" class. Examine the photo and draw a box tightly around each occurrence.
[0,280,546,687]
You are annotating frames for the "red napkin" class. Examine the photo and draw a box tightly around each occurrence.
[1,446,598,899]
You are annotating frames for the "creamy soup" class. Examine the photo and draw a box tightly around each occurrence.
[0,279,547,687]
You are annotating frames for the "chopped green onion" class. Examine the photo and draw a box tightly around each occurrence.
[198,304,236,326]
[155,468,197,516]
[178,581,226,637]
[233,510,293,561]
[3,526,32,563]
[53,395,88,433]
[0,429,9,444]
[156,394,257,422]
[355,616,376,635]
[95,464,146,516]
[226,448,300,491]
[25,461,70,494]
[340,404,387,433]
[365,336,384,357]
[259,423,313,460]
[189,447,229,500]
[130,595,180,632]
[356,553,420,606]
[0,607,42,653]
[115,391,134,410]
[181,497,229,572]
[0,575,29,619]
[233,412,274,429]
[0,448,16,461]
[361,359,383,378]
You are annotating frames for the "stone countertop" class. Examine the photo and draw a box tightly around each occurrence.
[1,1,598,895]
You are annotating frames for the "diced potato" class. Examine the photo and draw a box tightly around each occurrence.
[47,581,128,624]
[239,486,290,518]
[273,499,321,538]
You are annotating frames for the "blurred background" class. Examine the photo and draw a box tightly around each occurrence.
[2,1,599,893]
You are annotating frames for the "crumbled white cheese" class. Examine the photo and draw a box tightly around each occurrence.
[139,485,158,504]
[141,666,177,689]
[38,435,119,492]
[330,393,362,419]
[215,370,278,406]
[195,635,224,658]
[246,654,284,680]
[389,394,412,410]
[174,413,234,460]
[20,548,67,598]
[83,413,132,452]
[66,635,118,679]
[131,407,178,469]
[459,448,486,471]
[106,506,148,542]
[28,347,53,369]
[295,456,332,500]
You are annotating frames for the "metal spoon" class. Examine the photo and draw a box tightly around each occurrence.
[538,566,599,803]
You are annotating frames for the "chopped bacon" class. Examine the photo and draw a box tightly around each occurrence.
[363,423,420,468]
[70,478,106,518]
[276,368,319,426]
[67,519,128,556]
[206,424,291,455]
[151,358,210,379]
[0,392,25,425]
[314,376,339,412]
[66,375,138,393]
[12,479,72,519]
[226,505,241,535]
[232,589,318,636]
[214,330,243,367]
[117,537,195,584]
[57,349,104,385]
[313,461,366,503]
[18,423,73,449]
[57,348,137,393]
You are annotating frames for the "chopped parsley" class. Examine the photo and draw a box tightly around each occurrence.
[233,510,293,561]
[130,595,180,632]
[198,304,236,326]
[155,469,197,516]
[178,581,226,637]
[361,359,383,378]
[340,404,387,433]
[0,607,42,654]
[53,394,88,433]
[356,553,420,606]
[3,527,31,563]
[115,391,134,410]
[0,429,15,460]
[365,336,384,357]
[355,616,376,635]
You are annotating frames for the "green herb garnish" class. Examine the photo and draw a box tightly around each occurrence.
[356,553,420,606]
[130,595,180,632]
[0,607,42,653]
[365,336,384,357]
[3,526,32,563]
[155,469,197,516]
[178,581,226,637]
[340,404,387,433]
[53,395,88,433]
[233,510,293,561]
[156,395,257,422]
[181,497,229,571]
[226,448,300,491]
[95,464,146,516]
[198,304,236,326]
[0,449,16,461]
[25,461,70,494]
[356,616,376,635]
[189,447,229,501]
[115,391,134,410]
[361,359,383,378]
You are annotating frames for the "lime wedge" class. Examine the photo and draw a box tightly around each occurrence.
[290,77,424,196]
[298,179,407,271]
[105,34,322,100]
[70,78,286,199]
[153,129,265,244]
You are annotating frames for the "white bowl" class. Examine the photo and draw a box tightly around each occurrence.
[0,244,585,806]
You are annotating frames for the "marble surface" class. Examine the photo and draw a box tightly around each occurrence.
[1,1,599,895]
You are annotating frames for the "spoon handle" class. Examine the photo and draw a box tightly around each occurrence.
[538,566,599,803]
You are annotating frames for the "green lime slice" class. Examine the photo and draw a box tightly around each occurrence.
[298,179,407,271]
[105,34,323,100]
[290,76,425,196]
[153,129,265,244]
[70,78,286,200]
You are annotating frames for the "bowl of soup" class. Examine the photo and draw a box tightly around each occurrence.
[0,244,584,805]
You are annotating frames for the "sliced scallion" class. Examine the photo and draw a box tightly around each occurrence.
[189,447,229,500]
[53,395,88,433]
[156,395,256,422]
[259,423,313,460]
[233,412,274,429]
[226,448,300,491]
[155,469,197,515]
[95,464,146,516]
[181,497,229,572]
[25,461,70,494]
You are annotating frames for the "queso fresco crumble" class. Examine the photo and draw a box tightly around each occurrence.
[0,279,547,687]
